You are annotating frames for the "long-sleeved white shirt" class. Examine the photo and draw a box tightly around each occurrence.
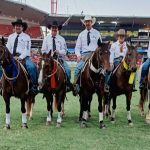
[109,40,128,64]
[41,34,67,56]
[75,28,102,57]
[147,41,150,58]
[6,32,31,59]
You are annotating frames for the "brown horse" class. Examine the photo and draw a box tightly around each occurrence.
[38,51,66,127]
[0,37,35,129]
[139,67,150,123]
[106,45,137,126]
[79,41,110,129]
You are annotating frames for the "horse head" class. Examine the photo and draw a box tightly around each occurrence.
[38,50,54,90]
[95,39,111,73]
[0,37,11,66]
[124,44,137,72]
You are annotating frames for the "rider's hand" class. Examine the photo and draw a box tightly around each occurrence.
[110,63,113,70]
[77,56,82,62]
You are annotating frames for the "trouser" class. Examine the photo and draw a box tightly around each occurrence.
[140,58,150,87]
[24,57,38,85]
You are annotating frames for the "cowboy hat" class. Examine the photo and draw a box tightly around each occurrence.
[117,29,126,36]
[81,15,96,26]
[23,22,28,32]
[11,19,28,31]
[47,21,62,30]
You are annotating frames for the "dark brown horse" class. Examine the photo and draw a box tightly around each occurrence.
[38,51,66,127]
[0,37,35,129]
[106,45,137,126]
[139,67,150,123]
[79,41,110,129]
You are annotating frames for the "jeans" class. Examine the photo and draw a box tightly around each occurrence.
[74,52,92,80]
[62,60,71,81]
[140,58,150,87]
[24,57,38,85]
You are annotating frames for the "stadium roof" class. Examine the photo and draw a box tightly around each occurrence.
[0,0,48,25]
[0,0,150,27]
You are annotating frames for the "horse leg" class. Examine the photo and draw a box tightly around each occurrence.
[146,90,150,124]
[88,95,92,119]
[98,93,105,129]
[21,98,28,128]
[126,93,133,126]
[111,96,117,123]
[80,91,89,128]
[79,97,83,121]
[26,97,33,120]
[45,93,53,126]
[61,95,65,118]
[4,97,11,129]
[55,91,65,128]
[138,89,145,116]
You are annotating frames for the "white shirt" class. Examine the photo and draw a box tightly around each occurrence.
[6,32,31,59]
[41,34,67,56]
[110,40,128,64]
[147,41,150,58]
[75,28,102,57]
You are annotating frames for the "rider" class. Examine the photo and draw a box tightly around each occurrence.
[41,21,72,92]
[6,19,39,94]
[73,15,102,95]
[105,29,137,92]
[139,41,150,89]
[105,29,128,91]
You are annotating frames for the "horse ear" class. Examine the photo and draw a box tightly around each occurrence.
[1,37,5,46]
[97,38,102,47]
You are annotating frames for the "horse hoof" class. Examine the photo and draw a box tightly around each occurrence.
[46,121,51,126]
[21,123,28,129]
[4,124,10,130]
[61,113,65,118]
[29,117,33,121]
[141,111,145,117]
[80,121,87,128]
[145,119,150,124]
[111,117,115,124]
[99,122,106,129]
[56,123,61,128]
[128,120,133,127]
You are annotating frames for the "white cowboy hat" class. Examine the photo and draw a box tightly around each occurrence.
[81,15,96,26]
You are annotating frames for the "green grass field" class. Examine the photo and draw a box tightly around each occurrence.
[0,73,150,150]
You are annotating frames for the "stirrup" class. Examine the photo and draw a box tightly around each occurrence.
[104,84,109,92]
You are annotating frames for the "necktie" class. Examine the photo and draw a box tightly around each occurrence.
[120,44,123,53]
[13,34,19,56]
[87,31,90,46]
[52,37,56,51]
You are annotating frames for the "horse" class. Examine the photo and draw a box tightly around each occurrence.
[78,41,110,129]
[106,44,137,126]
[139,66,150,123]
[38,51,66,127]
[0,37,35,129]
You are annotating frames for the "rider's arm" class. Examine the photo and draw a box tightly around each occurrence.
[110,43,115,64]
[19,36,31,60]
[6,35,12,53]
[41,37,48,54]
[75,33,82,57]
[59,37,67,55]
[147,41,150,58]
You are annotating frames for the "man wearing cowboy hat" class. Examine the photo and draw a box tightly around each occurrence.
[6,18,39,94]
[73,15,102,95]
[109,29,128,68]
[106,28,137,92]
[41,21,72,92]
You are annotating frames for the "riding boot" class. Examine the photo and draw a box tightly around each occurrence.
[72,76,80,96]
[139,69,147,89]
[66,77,73,92]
